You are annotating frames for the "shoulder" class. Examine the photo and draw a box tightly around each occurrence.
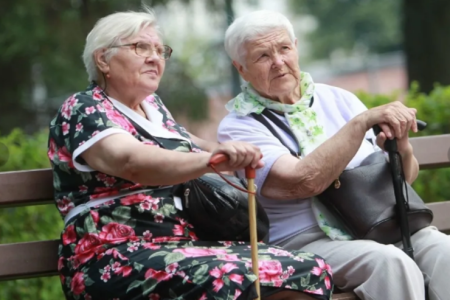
[218,111,268,134]
[315,83,359,100]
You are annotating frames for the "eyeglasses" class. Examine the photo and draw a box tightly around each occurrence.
[110,42,173,60]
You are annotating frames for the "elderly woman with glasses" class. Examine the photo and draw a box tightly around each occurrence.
[49,6,333,300]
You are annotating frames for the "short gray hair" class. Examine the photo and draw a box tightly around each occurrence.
[82,5,161,82]
[224,10,296,66]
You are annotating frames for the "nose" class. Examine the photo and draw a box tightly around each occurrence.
[145,49,160,63]
[272,54,285,68]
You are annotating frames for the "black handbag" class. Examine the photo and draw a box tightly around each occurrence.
[126,117,270,243]
[252,109,433,244]
[316,151,433,244]
[172,173,270,242]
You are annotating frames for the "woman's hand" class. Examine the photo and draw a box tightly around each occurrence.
[361,101,417,155]
[209,141,264,172]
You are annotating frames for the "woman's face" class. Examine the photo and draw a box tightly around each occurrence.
[107,26,166,95]
[234,29,300,102]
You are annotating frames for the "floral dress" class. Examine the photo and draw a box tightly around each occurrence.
[48,83,333,300]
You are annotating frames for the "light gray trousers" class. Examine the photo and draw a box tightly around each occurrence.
[277,225,450,300]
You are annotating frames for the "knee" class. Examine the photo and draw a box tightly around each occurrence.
[369,245,421,275]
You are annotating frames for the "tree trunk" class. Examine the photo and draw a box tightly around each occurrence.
[403,0,450,93]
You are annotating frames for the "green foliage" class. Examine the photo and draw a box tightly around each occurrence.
[289,0,401,59]
[0,129,64,299]
[356,83,450,203]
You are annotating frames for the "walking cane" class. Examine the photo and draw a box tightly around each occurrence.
[373,119,429,299]
[373,119,426,259]
[209,154,261,300]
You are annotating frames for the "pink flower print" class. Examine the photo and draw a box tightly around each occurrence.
[58,257,65,271]
[104,248,129,261]
[268,247,294,257]
[173,247,229,258]
[96,173,107,181]
[48,138,57,160]
[154,213,164,223]
[198,293,208,300]
[111,262,121,271]
[79,185,88,192]
[85,106,96,115]
[143,243,161,250]
[143,230,152,241]
[105,108,137,135]
[85,294,92,300]
[67,95,78,107]
[140,198,159,211]
[217,254,240,262]
[71,272,85,295]
[233,289,242,300]
[62,225,77,245]
[325,275,332,290]
[114,265,133,277]
[104,265,112,272]
[311,258,332,277]
[162,123,179,134]
[57,146,74,168]
[61,103,73,120]
[92,90,103,101]
[75,123,83,132]
[104,176,117,187]
[57,197,75,216]
[220,241,233,247]
[90,187,119,200]
[149,294,160,300]
[166,119,176,127]
[101,271,111,282]
[287,266,295,276]
[304,288,324,296]
[172,225,185,236]
[127,244,139,252]
[91,130,100,137]
[96,104,105,113]
[62,122,70,135]
[257,260,284,287]
[145,268,173,282]
[189,231,199,241]
[99,223,137,244]
[165,262,179,274]
[209,263,240,292]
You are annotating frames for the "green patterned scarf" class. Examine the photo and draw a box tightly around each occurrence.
[226,72,328,156]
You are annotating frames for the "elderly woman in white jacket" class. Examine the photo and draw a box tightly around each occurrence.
[218,9,450,300]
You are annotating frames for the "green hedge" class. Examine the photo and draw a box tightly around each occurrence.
[356,83,450,203]
[0,129,65,300]
[0,84,448,299]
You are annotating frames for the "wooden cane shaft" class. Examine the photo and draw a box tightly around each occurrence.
[247,178,260,300]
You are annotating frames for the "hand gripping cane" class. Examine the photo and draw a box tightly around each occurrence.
[208,154,261,300]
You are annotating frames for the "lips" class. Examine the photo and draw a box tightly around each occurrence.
[144,70,158,75]
[273,73,286,79]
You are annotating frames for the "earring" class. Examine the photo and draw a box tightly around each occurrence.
[106,73,110,78]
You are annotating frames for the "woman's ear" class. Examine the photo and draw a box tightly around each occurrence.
[232,61,248,81]
[94,49,110,74]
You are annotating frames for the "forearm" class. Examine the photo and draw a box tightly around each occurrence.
[262,116,369,199]
[400,147,419,184]
[124,147,212,186]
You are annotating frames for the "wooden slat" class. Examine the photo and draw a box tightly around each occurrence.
[411,134,450,169]
[333,293,358,300]
[429,202,450,233]
[0,169,53,208]
[0,240,59,281]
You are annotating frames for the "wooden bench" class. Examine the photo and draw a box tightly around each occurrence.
[0,134,449,300]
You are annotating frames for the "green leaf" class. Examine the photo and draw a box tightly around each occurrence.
[112,206,132,223]
[77,114,84,123]
[300,273,311,287]
[291,282,298,290]
[84,214,96,233]
[142,279,158,295]
[74,131,80,138]
[53,172,61,191]
[193,264,208,277]
[84,276,95,286]
[169,289,177,298]
[223,276,230,286]
[76,226,85,237]
[100,215,114,225]
[79,171,92,182]
[125,218,137,228]
[164,252,185,265]
[133,262,144,272]
[126,280,143,293]
[149,251,170,260]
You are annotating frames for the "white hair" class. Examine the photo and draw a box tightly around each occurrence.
[224,10,296,66]
[82,5,161,82]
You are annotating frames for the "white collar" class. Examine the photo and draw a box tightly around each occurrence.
[108,97,192,144]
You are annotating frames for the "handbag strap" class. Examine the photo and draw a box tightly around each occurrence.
[251,109,301,158]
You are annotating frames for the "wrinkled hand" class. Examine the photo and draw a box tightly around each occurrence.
[363,101,417,155]
[209,141,264,172]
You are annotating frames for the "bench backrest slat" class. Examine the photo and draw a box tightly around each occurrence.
[0,169,54,207]
[410,134,450,169]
